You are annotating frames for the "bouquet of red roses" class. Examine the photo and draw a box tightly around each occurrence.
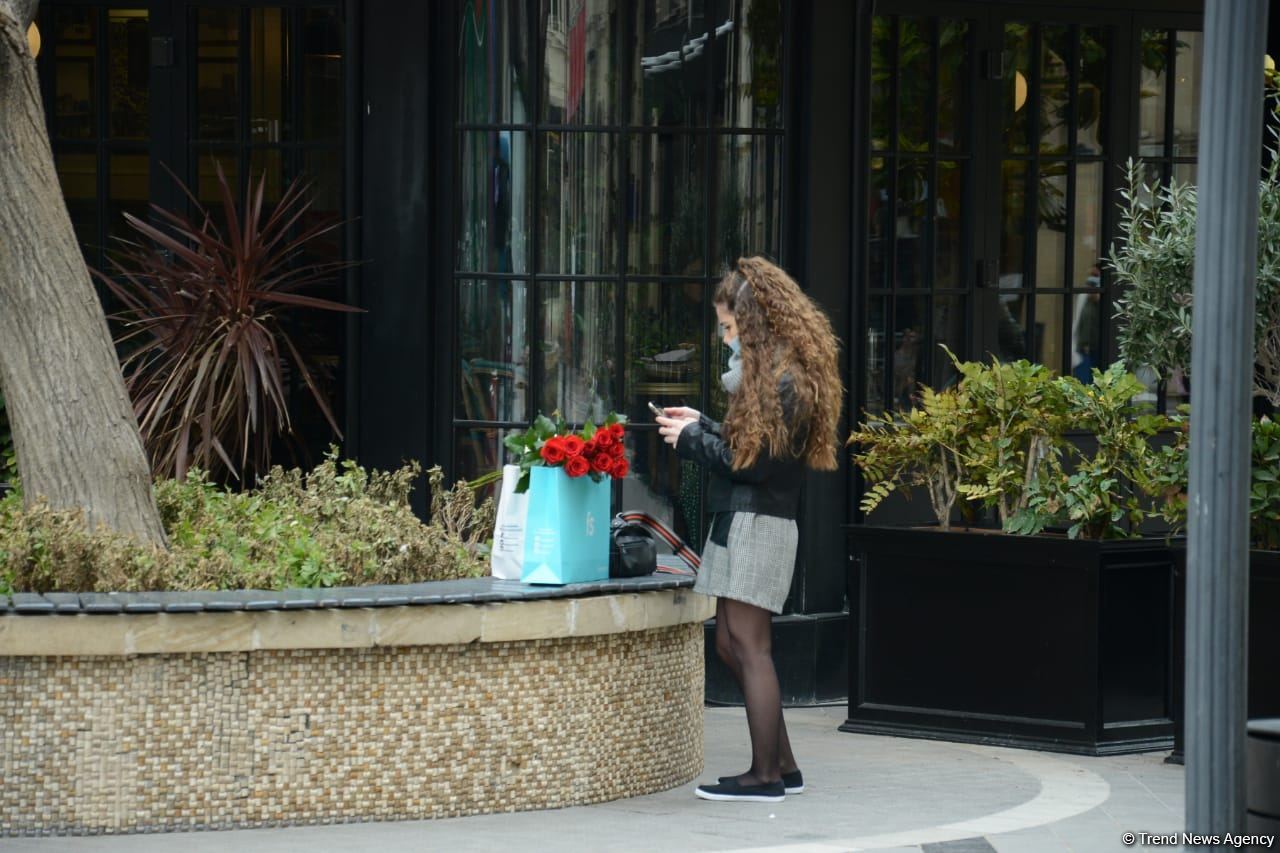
[498,412,629,493]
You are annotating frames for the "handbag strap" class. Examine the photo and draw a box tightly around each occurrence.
[615,511,700,574]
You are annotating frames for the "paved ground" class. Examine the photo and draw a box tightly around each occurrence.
[5,706,1187,853]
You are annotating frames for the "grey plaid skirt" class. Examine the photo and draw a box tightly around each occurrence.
[693,512,798,614]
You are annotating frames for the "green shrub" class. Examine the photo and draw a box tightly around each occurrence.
[1151,415,1280,550]
[850,355,1175,539]
[1008,365,1171,539]
[0,448,494,594]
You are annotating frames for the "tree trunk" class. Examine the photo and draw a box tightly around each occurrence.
[0,0,166,546]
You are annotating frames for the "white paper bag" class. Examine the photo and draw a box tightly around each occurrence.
[489,465,529,580]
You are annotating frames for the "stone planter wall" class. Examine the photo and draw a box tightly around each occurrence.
[0,586,712,836]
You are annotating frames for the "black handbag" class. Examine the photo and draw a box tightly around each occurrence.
[608,511,701,578]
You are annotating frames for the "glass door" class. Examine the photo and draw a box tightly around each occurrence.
[977,11,1122,384]
[865,3,986,413]
[861,2,1128,418]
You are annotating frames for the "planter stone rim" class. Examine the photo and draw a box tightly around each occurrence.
[0,572,696,616]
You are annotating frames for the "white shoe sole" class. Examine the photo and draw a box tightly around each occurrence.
[695,788,785,803]
[785,785,805,794]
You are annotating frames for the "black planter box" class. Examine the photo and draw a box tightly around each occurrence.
[842,525,1176,756]
[1168,549,1280,764]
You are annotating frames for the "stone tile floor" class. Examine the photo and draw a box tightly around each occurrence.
[5,706,1191,853]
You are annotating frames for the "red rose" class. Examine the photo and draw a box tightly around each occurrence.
[565,455,591,478]
[611,458,630,479]
[540,437,567,464]
[594,430,616,449]
[609,440,626,458]
[561,435,586,457]
[610,423,625,438]
[589,452,612,474]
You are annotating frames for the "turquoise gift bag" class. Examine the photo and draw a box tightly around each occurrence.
[521,465,611,585]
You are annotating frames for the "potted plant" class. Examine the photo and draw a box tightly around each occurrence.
[1108,134,1280,754]
[844,355,1179,756]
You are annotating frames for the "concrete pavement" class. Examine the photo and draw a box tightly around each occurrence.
[3,705,1188,853]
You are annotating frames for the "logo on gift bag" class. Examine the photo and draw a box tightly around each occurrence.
[497,523,522,553]
[530,527,559,559]
[586,512,595,537]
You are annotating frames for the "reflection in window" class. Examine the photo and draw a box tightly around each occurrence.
[541,131,618,275]
[628,133,704,276]
[632,1,707,127]
[457,130,532,274]
[717,134,782,268]
[714,0,783,129]
[458,1,532,124]
[626,282,703,424]
[458,280,529,423]
[539,281,617,424]
[543,0,621,125]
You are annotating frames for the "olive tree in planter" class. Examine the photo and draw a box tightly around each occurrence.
[1105,121,1280,753]
[844,357,1179,755]
[1108,136,1280,752]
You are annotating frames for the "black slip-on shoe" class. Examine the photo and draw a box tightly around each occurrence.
[695,778,785,803]
[717,770,804,794]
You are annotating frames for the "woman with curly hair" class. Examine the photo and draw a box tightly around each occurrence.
[656,256,843,803]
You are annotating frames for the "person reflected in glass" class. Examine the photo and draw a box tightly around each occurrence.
[1073,264,1102,384]
[655,257,843,804]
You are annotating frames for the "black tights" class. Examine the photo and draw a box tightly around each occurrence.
[714,597,797,785]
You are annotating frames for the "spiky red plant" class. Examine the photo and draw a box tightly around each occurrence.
[94,163,362,482]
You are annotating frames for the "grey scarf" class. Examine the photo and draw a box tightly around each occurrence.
[721,350,743,394]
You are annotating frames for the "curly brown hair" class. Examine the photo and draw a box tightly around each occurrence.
[716,256,843,471]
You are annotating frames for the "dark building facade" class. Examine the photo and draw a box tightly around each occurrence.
[32,0,1224,702]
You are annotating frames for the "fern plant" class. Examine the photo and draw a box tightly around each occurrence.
[849,350,1069,530]
[849,383,973,529]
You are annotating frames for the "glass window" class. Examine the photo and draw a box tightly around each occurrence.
[456,130,533,274]
[49,7,150,272]
[453,0,788,539]
[54,8,97,141]
[108,10,149,140]
[458,280,529,422]
[542,0,624,125]
[196,8,239,141]
[714,0,784,129]
[458,1,532,124]
[540,131,619,275]
[628,132,705,276]
[538,280,618,424]
[717,134,782,268]
[1131,27,1202,407]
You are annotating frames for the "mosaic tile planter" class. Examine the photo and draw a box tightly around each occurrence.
[0,582,712,836]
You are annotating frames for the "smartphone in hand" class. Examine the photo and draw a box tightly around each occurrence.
[647,401,664,417]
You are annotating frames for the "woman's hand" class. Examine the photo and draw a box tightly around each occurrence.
[660,406,702,421]
[656,415,697,447]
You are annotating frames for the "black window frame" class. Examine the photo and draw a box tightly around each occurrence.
[442,0,797,545]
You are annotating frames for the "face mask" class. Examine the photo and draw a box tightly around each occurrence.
[721,350,743,393]
[1085,275,1101,288]
[727,336,741,355]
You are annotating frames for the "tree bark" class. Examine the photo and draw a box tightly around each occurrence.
[0,0,166,545]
